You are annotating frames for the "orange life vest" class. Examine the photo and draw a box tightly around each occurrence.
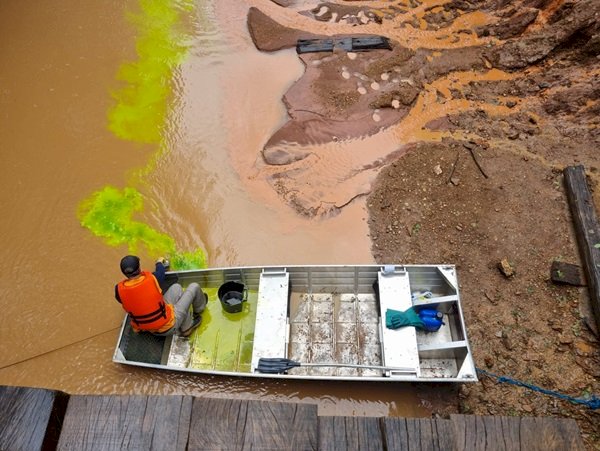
[117,271,175,332]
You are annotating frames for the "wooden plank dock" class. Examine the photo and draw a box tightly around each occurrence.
[0,385,585,450]
[564,164,600,333]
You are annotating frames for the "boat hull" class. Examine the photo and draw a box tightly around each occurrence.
[113,265,477,382]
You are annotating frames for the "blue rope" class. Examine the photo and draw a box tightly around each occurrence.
[476,368,600,410]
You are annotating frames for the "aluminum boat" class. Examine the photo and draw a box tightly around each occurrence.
[113,264,477,382]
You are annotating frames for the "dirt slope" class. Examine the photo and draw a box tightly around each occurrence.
[251,0,600,446]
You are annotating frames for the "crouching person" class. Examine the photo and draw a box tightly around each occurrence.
[115,255,207,337]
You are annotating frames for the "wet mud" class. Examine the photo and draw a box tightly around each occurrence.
[246,1,599,445]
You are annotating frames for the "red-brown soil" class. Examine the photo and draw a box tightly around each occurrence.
[250,0,600,447]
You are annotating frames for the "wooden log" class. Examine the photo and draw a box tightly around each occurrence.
[382,417,453,450]
[319,416,383,451]
[188,398,317,450]
[57,395,192,451]
[450,414,584,450]
[0,385,68,451]
[550,261,585,286]
[564,165,600,332]
[519,417,585,451]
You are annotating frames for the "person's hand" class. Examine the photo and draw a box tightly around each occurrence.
[156,257,170,268]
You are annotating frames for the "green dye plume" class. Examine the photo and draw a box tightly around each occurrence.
[108,0,194,144]
[79,0,206,270]
[78,186,205,270]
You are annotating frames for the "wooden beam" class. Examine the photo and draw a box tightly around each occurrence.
[451,415,585,450]
[383,417,453,450]
[57,395,192,451]
[0,386,68,451]
[550,261,585,286]
[189,398,318,450]
[564,165,600,332]
[320,416,383,450]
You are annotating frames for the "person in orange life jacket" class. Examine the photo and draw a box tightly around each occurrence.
[115,255,207,337]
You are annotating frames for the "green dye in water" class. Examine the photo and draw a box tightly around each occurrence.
[108,0,194,144]
[79,0,206,270]
[78,186,205,270]
[188,289,258,372]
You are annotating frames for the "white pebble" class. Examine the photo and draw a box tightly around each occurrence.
[347,52,357,60]
[371,82,380,90]
[392,99,400,109]
[372,113,381,122]
[342,71,351,79]
[358,86,367,95]
[381,73,389,81]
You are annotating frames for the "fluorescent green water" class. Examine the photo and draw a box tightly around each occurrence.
[108,0,194,144]
[77,186,205,269]
[78,0,206,270]
[188,288,258,372]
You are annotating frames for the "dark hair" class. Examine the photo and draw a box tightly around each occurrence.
[120,255,141,277]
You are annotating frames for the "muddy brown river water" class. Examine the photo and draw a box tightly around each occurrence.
[0,0,444,417]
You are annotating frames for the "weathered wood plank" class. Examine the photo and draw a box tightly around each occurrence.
[411,418,449,450]
[319,416,383,451]
[452,414,504,450]
[406,418,423,449]
[383,417,453,450]
[433,418,455,450]
[550,260,585,287]
[0,385,68,451]
[189,398,318,450]
[451,414,585,450]
[564,164,600,332]
[382,417,409,449]
[57,395,191,451]
[550,261,585,286]
[499,416,520,449]
[317,416,344,450]
[519,417,585,451]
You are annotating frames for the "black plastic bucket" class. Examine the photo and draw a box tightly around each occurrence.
[217,281,246,313]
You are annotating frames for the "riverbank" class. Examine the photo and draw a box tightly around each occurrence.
[249,0,600,447]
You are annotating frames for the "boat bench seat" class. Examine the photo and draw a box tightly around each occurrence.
[250,269,290,372]
[378,268,420,376]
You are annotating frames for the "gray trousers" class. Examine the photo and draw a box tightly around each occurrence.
[161,282,207,334]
